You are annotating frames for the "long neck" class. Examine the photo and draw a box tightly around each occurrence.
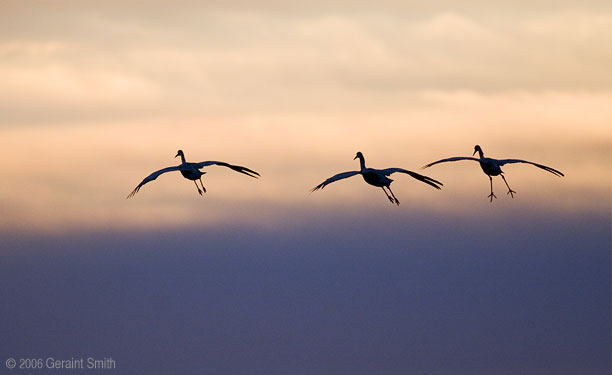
[476,148,484,159]
[357,154,366,170]
[179,153,186,164]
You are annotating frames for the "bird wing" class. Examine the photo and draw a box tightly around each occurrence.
[127,166,182,198]
[422,156,481,169]
[496,159,564,177]
[311,171,360,192]
[195,161,260,178]
[380,168,443,190]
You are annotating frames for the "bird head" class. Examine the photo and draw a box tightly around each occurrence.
[354,152,363,160]
[175,150,184,158]
[473,145,482,156]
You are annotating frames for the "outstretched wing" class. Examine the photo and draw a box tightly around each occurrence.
[380,168,443,190]
[195,161,260,178]
[496,159,564,177]
[422,156,480,169]
[127,166,181,198]
[311,171,360,192]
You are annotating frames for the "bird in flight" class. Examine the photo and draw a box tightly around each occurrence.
[311,152,442,205]
[127,149,260,198]
[422,145,564,202]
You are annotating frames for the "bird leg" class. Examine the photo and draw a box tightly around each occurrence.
[386,186,400,206]
[501,174,516,198]
[488,176,497,202]
[199,178,207,194]
[381,187,395,204]
[193,180,203,195]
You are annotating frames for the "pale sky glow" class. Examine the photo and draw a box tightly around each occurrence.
[1,2,611,231]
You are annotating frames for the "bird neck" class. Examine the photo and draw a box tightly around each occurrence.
[476,149,484,159]
[178,153,186,164]
[357,155,366,170]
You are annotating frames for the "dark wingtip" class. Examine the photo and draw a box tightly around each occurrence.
[422,175,443,190]
[127,186,140,199]
[310,184,323,193]
[244,167,261,178]
[545,166,564,177]
[235,166,260,178]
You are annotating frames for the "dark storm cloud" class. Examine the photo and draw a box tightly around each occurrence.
[1,210,609,374]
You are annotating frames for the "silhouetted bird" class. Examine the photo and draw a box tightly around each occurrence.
[423,145,564,202]
[311,152,442,206]
[128,150,260,198]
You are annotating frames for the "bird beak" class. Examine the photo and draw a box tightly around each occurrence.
[353,154,358,160]
[472,149,477,156]
[175,152,180,158]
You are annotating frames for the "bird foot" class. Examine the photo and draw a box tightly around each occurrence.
[488,192,497,202]
[387,196,395,204]
[394,198,400,206]
[198,188,203,195]
[507,189,516,198]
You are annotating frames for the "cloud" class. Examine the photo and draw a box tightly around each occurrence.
[1,9,612,127]
[0,209,609,372]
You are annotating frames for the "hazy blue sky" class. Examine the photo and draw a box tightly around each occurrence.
[1,1,610,374]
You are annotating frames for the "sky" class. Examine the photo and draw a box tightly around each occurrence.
[0,1,610,374]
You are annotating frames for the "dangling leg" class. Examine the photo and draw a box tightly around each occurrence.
[381,187,395,204]
[386,185,400,206]
[193,180,203,195]
[488,175,497,202]
[501,174,516,198]
[199,178,207,194]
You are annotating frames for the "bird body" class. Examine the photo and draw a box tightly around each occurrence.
[362,169,393,187]
[478,158,503,176]
[127,150,259,198]
[423,145,564,202]
[311,152,442,205]
[179,168,205,181]
[173,150,207,183]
